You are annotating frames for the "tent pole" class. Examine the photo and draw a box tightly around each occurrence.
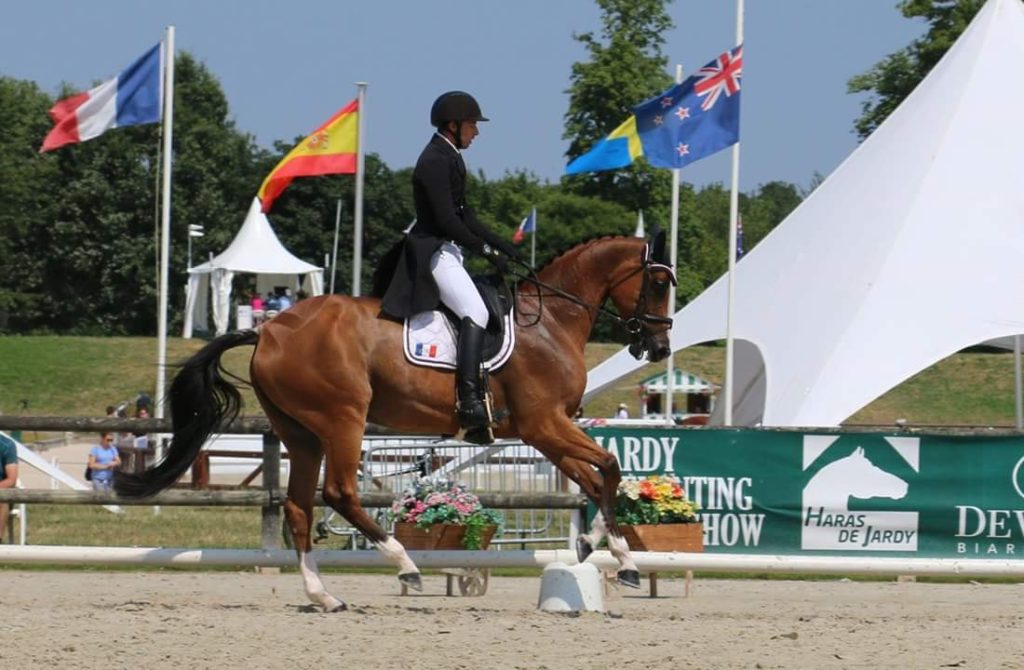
[1015,335,1022,430]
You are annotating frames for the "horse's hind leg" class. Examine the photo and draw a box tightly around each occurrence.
[284,446,349,612]
[258,389,348,612]
[320,422,422,591]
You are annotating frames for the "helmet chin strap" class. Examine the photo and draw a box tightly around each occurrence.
[451,120,465,149]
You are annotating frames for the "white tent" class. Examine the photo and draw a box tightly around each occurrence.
[183,198,324,337]
[585,0,1024,427]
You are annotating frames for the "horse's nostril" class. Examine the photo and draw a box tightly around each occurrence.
[649,345,671,362]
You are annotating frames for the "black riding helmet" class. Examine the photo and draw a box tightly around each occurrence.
[431,91,488,149]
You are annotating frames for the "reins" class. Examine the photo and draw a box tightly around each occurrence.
[508,257,674,333]
[509,262,639,328]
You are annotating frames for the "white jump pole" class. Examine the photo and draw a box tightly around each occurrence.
[3,545,1024,577]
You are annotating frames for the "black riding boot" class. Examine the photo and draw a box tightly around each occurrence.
[456,318,492,443]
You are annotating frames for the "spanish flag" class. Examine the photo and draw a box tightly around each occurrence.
[258,98,359,212]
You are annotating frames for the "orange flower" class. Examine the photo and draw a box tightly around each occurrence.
[638,479,658,500]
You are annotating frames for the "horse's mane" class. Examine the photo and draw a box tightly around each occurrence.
[524,234,636,281]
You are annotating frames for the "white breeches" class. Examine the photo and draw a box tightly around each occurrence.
[430,241,487,328]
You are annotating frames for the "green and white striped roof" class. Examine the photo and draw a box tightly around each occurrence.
[640,369,717,394]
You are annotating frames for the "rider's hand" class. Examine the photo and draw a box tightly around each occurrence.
[483,247,509,273]
[494,239,522,261]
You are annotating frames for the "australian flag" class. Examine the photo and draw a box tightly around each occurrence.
[634,45,742,169]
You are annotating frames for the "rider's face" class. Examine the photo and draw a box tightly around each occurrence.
[451,120,479,149]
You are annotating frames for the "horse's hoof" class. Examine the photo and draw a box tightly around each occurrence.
[328,602,348,613]
[399,572,423,592]
[617,569,641,589]
[575,536,594,563]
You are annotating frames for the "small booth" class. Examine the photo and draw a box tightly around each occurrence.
[640,369,718,423]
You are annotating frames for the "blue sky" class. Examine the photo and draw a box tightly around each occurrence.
[2,1,925,192]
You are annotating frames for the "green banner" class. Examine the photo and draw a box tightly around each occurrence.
[586,427,1024,559]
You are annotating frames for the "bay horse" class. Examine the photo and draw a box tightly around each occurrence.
[115,232,675,612]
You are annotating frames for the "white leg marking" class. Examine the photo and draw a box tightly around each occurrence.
[376,536,420,575]
[606,532,638,573]
[298,551,346,612]
[585,510,609,548]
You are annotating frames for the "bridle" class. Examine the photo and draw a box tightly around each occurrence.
[510,241,677,358]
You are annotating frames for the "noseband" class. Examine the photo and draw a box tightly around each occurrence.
[615,247,676,358]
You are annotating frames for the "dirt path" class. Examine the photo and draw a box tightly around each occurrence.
[1,571,1022,669]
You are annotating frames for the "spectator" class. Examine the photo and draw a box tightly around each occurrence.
[127,406,154,474]
[277,289,293,310]
[88,432,121,492]
[251,293,265,326]
[265,291,281,312]
[135,392,152,416]
[615,403,629,419]
[0,433,18,543]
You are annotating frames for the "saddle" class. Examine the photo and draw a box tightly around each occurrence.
[403,275,515,371]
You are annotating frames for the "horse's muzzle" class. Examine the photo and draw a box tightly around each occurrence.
[647,343,671,362]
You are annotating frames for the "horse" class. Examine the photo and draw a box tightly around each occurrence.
[115,232,676,612]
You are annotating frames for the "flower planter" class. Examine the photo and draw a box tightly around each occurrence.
[393,522,497,550]
[620,523,704,553]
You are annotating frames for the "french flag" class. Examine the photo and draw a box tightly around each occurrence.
[513,207,536,244]
[40,43,163,153]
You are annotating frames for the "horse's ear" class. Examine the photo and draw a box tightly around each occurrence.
[649,224,669,266]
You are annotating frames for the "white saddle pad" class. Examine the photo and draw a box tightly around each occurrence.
[403,310,515,371]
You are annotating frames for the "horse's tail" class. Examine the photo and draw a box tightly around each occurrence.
[114,330,259,498]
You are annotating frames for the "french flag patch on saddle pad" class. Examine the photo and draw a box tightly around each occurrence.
[403,310,515,372]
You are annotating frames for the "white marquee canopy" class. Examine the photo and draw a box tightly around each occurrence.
[585,0,1024,427]
[183,198,323,337]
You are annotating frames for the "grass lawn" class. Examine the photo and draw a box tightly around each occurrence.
[0,336,1020,427]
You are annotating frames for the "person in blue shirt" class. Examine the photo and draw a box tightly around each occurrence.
[277,290,293,310]
[87,432,121,492]
[0,434,18,542]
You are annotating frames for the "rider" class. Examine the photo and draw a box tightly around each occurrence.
[380,91,520,442]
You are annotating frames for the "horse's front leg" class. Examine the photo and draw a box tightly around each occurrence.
[528,431,640,588]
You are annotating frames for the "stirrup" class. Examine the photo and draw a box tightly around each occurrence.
[463,425,495,445]
[458,389,496,445]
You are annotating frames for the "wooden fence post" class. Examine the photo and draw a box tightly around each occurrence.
[260,432,282,550]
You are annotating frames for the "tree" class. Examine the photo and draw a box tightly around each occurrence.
[0,77,60,328]
[848,0,985,139]
[562,0,675,213]
[0,53,263,334]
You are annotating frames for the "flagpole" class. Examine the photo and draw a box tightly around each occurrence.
[330,199,343,293]
[351,82,367,296]
[665,63,684,426]
[155,26,175,422]
[723,0,744,426]
[530,207,537,268]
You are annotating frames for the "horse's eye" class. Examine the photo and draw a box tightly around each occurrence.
[651,279,669,293]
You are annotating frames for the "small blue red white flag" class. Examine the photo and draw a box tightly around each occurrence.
[41,42,163,153]
[513,207,536,244]
[737,214,745,258]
